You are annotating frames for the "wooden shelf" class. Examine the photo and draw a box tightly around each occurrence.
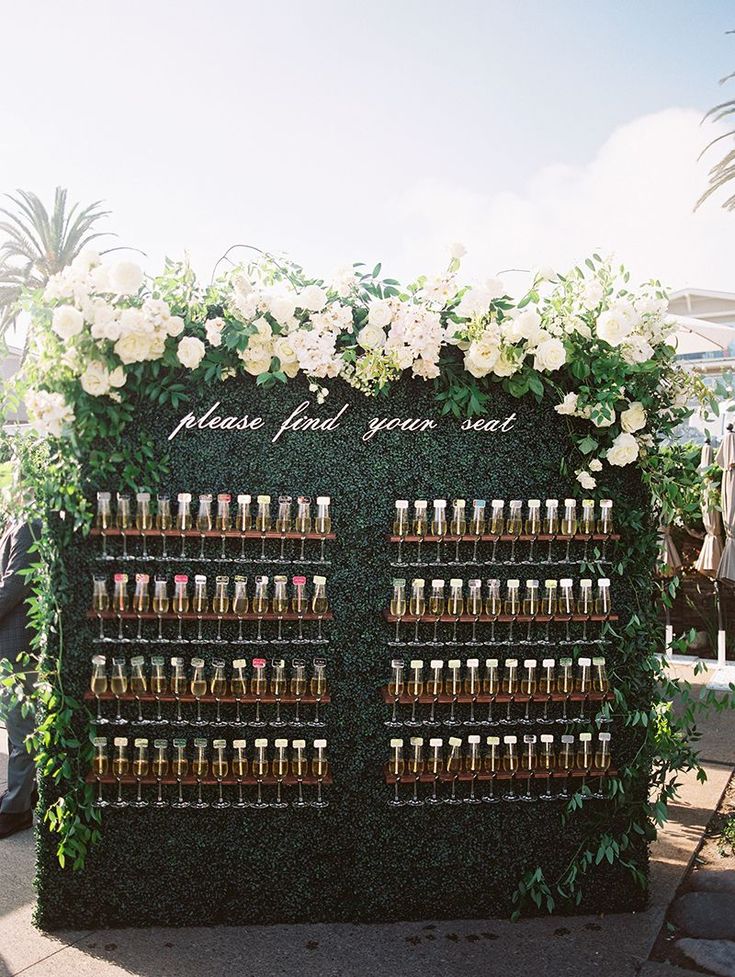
[87,772,332,787]
[379,687,613,706]
[84,690,330,706]
[383,610,616,624]
[88,610,333,623]
[384,766,616,784]
[91,528,335,542]
[389,533,620,544]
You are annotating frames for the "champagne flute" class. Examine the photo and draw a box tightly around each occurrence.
[210,658,227,726]
[292,574,307,643]
[464,658,480,726]
[112,572,129,642]
[292,738,307,808]
[153,575,169,642]
[170,656,186,725]
[136,492,152,559]
[467,578,482,645]
[171,738,189,809]
[252,738,269,809]
[507,500,523,564]
[90,654,108,723]
[116,493,132,560]
[502,734,519,801]
[92,574,110,640]
[482,735,500,803]
[197,493,213,560]
[522,579,539,643]
[544,498,559,563]
[410,578,426,645]
[576,657,592,723]
[598,499,614,561]
[445,659,461,727]
[504,579,520,648]
[483,658,499,725]
[431,499,447,565]
[558,734,575,800]
[253,575,269,644]
[152,738,169,807]
[501,658,518,725]
[295,496,311,562]
[311,575,328,643]
[256,494,272,561]
[593,656,610,724]
[272,738,289,808]
[526,499,541,564]
[276,495,292,563]
[173,574,189,642]
[291,659,307,726]
[237,493,253,562]
[445,736,463,805]
[231,659,247,725]
[541,579,557,646]
[576,732,593,795]
[213,575,230,642]
[578,579,593,644]
[596,578,612,640]
[310,658,327,727]
[150,656,167,724]
[520,734,537,802]
[393,500,409,566]
[190,657,207,727]
[427,737,443,804]
[489,500,504,565]
[558,657,574,724]
[315,496,331,563]
[217,493,231,560]
[232,739,248,808]
[133,573,150,642]
[212,738,230,809]
[387,659,405,727]
[580,499,595,563]
[593,731,612,798]
[95,492,112,561]
[539,658,555,725]
[559,577,574,644]
[112,736,129,807]
[406,659,423,727]
[193,574,208,643]
[92,736,109,807]
[470,499,486,565]
[485,578,501,645]
[539,734,556,800]
[388,738,405,807]
[408,736,424,806]
[413,499,428,566]
[389,578,407,645]
[192,737,209,809]
[270,658,286,727]
[111,657,128,725]
[447,578,464,645]
[251,658,267,727]
[132,737,149,808]
[272,575,288,642]
[561,498,577,564]
[233,575,249,643]
[311,739,328,808]
[520,659,537,725]
[450,499,466,565]
[130,655,147,724]
[156,494,172,560]
[428,579,443,646]
[426,659,443,726]
[176,492,192,559]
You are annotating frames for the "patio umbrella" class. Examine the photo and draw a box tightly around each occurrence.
[715,428,735,666]
[695,440,723,575]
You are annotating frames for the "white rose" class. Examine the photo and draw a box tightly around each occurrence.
[108,366,126,388]
[607,432,640,467]
[449,242,467,259]
[89,265,110,293]
[620,401,647,433]
[621,335,654,365]
[357,323,386,350]
[533,337,566,372]
[576,470,597,490]
[177,336,206,369]
[205,317,225,347]
[493,348,519,377]
[114,331,153,365]
[52,305,84,341]
[71,248,100,273]
[239,335,273,376]
[412,357,440,380]
[464,335,500,378]
[268,293,297,327]
[118,307,150,337]
[534,265,557,283]
[554,392,579,416]
[297,284,328,313]
[108,260,144,296]
[581,281,604,311]
[505,308,542,345]
[147,334,166,360]
[90,303,121,341]
[596,307,634,347]
[589,458,603,472]
[253,316,273,339]
[165,315,185,337]
[273,336,300,378]
[80,362,112,397]
[367,299,393,329]
[485,277,506,300]
[26,390,74,439]
[456,286,492,321]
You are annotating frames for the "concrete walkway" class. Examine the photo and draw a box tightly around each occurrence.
[0,661,732,977]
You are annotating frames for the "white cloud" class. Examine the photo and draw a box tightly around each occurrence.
[393,108,735,293]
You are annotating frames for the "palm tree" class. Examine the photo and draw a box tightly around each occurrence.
[697,33,735,211]
[0,187,113,351]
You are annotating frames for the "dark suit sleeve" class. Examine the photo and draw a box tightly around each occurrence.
[0,522,38,621]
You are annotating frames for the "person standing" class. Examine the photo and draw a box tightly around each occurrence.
[0,516,39,838]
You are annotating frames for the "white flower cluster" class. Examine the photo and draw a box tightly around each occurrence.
[26,389,74,438]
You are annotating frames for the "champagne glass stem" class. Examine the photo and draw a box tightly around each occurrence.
[122,533,128,560]
[99,615,105,640]
[257,617,263,642]
[299,537,306,561]
[416,539,422,565]
[115,696,122,723]
[317,616,324,642]
[394,619,400,643]
[116,778,123,805]
[277,617,283,641]
[157,779,163,804]
[161,534,168,559]
[237,619,244,642]
[413,779,419,804]
[317,780,324,805]
[96,696,102,721]
[319,538,326,563]
[298,780,304,805]
[216,617,223,641]
[315,699,321,725]
[393,780,400,805]
[97,779,104,805]
[196,699,202,723]
[157,616,163,641]
[216,699,222,724]
[136,780,143,804]
[240,536,247,560]
[199,535,206,559]
[137,697,143,723]
[279,537,286,561]
[260,534,266,560]
[221,535,227,560]
[117,616,124,641]
[397,538,404,565]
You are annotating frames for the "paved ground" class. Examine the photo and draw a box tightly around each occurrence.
[0,660,732,977]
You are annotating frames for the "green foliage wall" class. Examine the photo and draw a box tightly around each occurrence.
[35,375,654,928]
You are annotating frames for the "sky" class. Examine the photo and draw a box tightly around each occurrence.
[1,0,735,295]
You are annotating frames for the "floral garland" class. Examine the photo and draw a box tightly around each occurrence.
[19,247,703,490]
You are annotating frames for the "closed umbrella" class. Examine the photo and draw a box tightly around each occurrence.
[658,524,682,658]
[695,440,723,575]
[715,427,735,669]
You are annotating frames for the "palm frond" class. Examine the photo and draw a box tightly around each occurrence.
[697,43,735,212]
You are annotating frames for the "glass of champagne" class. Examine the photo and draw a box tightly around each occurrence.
[170,656,186,725]
[111,657,128,725]
[92,574,110,640]
[388,738,405,807]
[426,659,443,726]
[171,738,189,809]
[292,575,307,643]
[593,656,610,724]
[156,493,172,560]
[445,736,463,805]
[465,734,482,804]
[177,492,192,559]
[463,658,480,725]
[311,575,328,643]
[576,656,592,723]
[413,499,428,566]
[153,575,169,642]
[270,658,286,727]
[136,492,152,559]
[427,737,444,804]
[502,658,518,725]
[252,737,269,809]
[130,655,148,724]
[173,574,189,642]
[390,578,407,645]
[522,579,539,643]
[291,659,307,726]
[445,659,461,726]
[576,731,593,794]
[213,575,230,642]
[539,733,556,800]
[256,494,272,561]
[507,500,523,563]
[116,493,132,560]
[96,491,112,560]
[275,496,292,563]
[503,734,519,801]
[504,579,520,648]
[92,736,109,807]
[212,738,230,809]
[559,577,574,645]
[190,657,208,726]
[466,579,482,645]
[193,574,208,643]
[596,577,612,630]
[539,658,555,725]
[272,574,288,642]
[393,500,409,566]
[272,738,289,808]
[409,578,426,645]
[558,657,574,723]
[197,493,213,559]
[133,573,150,642]
[544,498,559,563]
[447,578,464,645]
[520,734,537,802]
[578,579,593,643]
[598,499,614,561]
[291,738,307,808]
[485,578,501,645]
[431,499,447,565]
[470,499,486,565]
[112,736,129,807]
[526,499,541,563]
[387,659,405,727]
[152,738,169,807]
[593,731,612,798]
[192,737,209,809]
[210,658,227,726]
[489,500,504,565]
[315,495,331,563]
[132,737,149,808]
[408,736,424,806]
[561,498,577,564]
[253,575,269,644]
[311,739,328,808]
[295,496,311,562]
[406,659,424,727]
[310,658,327,727]
[231,659,247,725]
[483,658,499,725]
[450,499,466,564]
[150,656,167,724]
[520,659,537,725]
[232,739,248,808]
[482,735,500,803]
[558,733,575,799]
[251,658,267,727]
[233,575,249,643]
[90,654,108,723]
[217,493,231,560]
[541,579,557,646]
[427,579,443,646]
[237,493,253,562]
[580,499,595,558]
[112,572,129,641]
